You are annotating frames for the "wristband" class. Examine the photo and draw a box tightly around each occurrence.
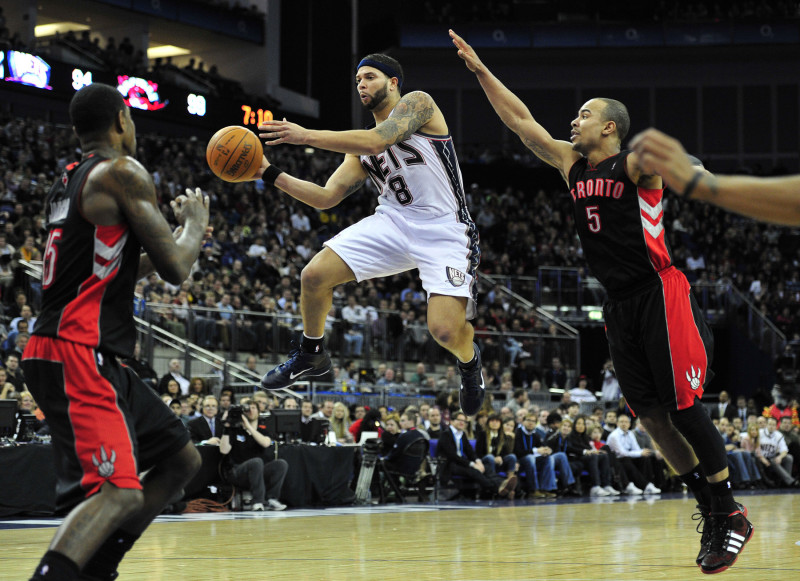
[262,165,284,186]
[682,170,704,200]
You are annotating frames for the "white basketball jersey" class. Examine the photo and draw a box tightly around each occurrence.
[360,131,471,221]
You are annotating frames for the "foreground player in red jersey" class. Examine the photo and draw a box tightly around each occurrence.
[451,30,753,574]
[21,83,209,581]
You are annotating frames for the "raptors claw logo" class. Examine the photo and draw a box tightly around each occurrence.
[92,445,117,478]
[686,366,702,390]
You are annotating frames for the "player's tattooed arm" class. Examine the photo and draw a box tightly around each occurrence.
[341,177,366,199]
[374,91,435,144]
[520,136,567,176]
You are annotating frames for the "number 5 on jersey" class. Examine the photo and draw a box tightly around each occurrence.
[586,205,601,233]
[43,228,63,288]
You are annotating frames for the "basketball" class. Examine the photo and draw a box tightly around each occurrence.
[206,126,263,182]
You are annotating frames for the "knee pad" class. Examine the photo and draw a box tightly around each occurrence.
[670,399,728,475]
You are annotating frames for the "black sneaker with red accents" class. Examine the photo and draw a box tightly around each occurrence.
[700,506,754,574]
[694,502,748,566]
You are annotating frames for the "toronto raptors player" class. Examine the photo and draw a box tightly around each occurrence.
[22,83,209,581]
[451,29,752,574]
[253,54,484,416]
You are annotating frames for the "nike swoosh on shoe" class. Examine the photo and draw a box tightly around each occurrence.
[289,368,313,379]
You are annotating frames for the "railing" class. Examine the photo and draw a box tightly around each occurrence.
[134,313,301,399]
[139,300,582,379]
[693,282,786,360]
[490,269,786,362]
[480,270,581,377]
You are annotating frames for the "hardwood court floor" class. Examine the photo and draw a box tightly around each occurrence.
[1,491,797,581]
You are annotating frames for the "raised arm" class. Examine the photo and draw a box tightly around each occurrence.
[450,29,577,180]
[631,128,800,226]
[87,157,209,285]
[249,153,368,210]
[258,91,443,156]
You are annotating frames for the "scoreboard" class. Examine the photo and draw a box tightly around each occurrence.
[0,49,279,132]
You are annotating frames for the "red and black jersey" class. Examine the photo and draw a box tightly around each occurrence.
[567,150,672,299]
[34,154,141,357]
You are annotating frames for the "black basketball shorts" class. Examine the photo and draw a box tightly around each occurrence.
[21,335,190,510]
[603,267,714,416]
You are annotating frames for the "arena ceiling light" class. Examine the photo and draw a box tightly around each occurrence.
[147,45,191,59]
[34,22,90,37]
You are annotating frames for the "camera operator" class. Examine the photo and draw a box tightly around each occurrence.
[220,397,289,511]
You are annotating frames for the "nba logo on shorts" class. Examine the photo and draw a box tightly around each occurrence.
[446,266,466,287]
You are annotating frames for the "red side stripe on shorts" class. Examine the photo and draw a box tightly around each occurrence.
[659,269,707,410]
[25,336,141,496]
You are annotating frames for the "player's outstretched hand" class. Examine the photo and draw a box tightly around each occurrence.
[241,154,271,182]
[450,29,484,74]
[170,187,210,229]
[258,118,309,146]
[630,128,696,195]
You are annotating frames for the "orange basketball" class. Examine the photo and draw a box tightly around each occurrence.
[206,126,263,182]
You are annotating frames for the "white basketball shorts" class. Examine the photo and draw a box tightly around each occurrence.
[323,206,479,319]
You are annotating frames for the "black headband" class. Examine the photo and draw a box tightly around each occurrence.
[357,58,402,88]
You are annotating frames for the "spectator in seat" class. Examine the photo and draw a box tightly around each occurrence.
[475,413,519,493]
[720,420,761,488]
[220,397,288,511]
[381,413,402,451]
[757,416,797,487]
[568,415,618,496]
[427,406,445,440]
[543,356,567,390]
[3,331,28,361]
[570,375,597,403]
[0,367,18,400]
[313,399,334,421]
[188,395,223,445]
[779,416,800,480]
[513,413,557,498]
[437,365,461,391]
[163,379,181,402]
[600,358,621,403]
[330,401,354,443]
[188,377,209,397]
[158,358,190,395]
[545,418,583,496]
[534,409,550,440]
[602,410,617,440]
[710,390,736,421]
[731,395,750,427]
[383,411,428,475]
[437,410,516,498]
[607,414,662,495]
[341,294,366,357]
[4,353,25,392]
[506,388,529,415]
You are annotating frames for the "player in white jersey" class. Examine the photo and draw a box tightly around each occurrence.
[758,417,795,486]
[249,53,485,415]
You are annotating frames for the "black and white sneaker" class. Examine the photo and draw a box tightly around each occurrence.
[693,502,747,566]
[700,505,753,574]
[260,342,332,390]
[458,343,485,415]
